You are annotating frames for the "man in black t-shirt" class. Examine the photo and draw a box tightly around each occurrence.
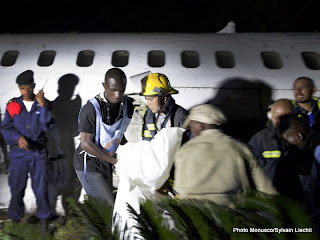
[73,68,134,207]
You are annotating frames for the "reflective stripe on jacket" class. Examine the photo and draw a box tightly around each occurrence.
[142,96,188,141]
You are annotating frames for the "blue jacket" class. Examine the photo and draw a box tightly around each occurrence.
[1,96,54,150]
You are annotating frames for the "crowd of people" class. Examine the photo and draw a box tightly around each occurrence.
[0,69,319,236]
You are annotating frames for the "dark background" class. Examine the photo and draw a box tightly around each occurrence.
[0,0,319,34]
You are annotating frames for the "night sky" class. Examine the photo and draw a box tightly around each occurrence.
[0,0,319,34]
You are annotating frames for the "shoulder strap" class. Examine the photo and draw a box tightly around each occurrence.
[89,98,101,147]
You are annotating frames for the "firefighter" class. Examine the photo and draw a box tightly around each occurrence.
[140,73,189,195]
[0,70,53,228]
[140,73,189,141]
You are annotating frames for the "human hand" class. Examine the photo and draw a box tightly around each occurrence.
[35,90,46,107]
[106,155,118,165]
[18,136,29,150]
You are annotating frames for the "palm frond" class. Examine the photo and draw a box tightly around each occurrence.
[64,197,114,240]
[132,192,319,240]
[234,192,318,240]
[127,201,177,240]
[54,218,87,240]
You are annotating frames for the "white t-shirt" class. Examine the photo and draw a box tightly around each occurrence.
[22,100,34,112]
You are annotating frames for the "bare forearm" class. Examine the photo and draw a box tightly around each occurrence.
[81,140,117,164]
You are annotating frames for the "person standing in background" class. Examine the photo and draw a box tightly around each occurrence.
[0,70,53,229]
[292,76,320,133]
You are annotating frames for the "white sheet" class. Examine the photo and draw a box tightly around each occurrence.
[113,127,185,239]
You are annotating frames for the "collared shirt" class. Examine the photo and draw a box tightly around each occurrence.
[155,112,172,130]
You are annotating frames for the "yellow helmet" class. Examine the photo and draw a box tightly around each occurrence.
[140,73,178,96]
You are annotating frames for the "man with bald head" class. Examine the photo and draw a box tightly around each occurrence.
[292,76,320,133]
[74,68,134,207]
[248,98,304,201]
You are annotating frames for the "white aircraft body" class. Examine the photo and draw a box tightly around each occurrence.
[0,32,319,112]
[0,32,319,142]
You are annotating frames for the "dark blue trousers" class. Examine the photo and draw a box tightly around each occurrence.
[8,149,51,221]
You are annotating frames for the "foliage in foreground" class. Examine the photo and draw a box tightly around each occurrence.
[0,192,319,240]
[131,193,319,240]
[0,221,54,240]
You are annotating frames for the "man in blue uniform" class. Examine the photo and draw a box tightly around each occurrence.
[0,70,52,227]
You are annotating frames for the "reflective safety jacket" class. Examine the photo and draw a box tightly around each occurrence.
[248,124,304,201]
[292,98,320,133]
[0,96,54,152]
[142,96,189,141]
[248,125,282,181]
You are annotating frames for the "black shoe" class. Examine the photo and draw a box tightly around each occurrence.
[47,215,59,222]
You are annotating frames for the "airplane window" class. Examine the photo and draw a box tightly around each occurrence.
[181,51,200,68]
[112,51,129,67]
[76,50,95,67]
[261,52,283,69]
[301,52,320,70]
[1,50,19,67]
[148,51,165,67]
[215,51,235,68]
[37,50,56,67]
